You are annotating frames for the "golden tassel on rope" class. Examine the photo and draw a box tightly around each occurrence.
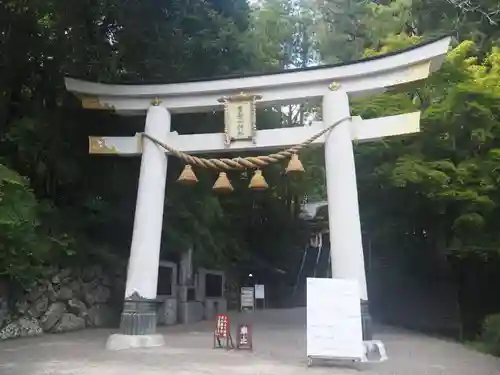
[249,170,268,191]
[285,153,305,174]
[213,172,234,193]
[177,165,198,185]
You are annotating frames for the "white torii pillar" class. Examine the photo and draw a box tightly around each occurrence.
[106,103,170,350]
[323,89,371,338]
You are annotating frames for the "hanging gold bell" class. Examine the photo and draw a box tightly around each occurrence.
[249,170,268,191]
[213,172,234,193]
[177,165,198,185]
[285,153,305,174]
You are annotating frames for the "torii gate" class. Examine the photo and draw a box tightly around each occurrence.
[65,36,451,350]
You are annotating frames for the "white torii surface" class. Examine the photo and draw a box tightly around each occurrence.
[65,36,450,114]
[65,36,452,350]
[87,112,421,156]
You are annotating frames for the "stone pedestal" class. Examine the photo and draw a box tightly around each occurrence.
[156,260,178,326]
[119,294,158,335]
[178,301,204,324]
[106,292,165,351]
[157,297,177,326]
[177,284,203,324]
[196,268,227,321]
[204,298,227,320]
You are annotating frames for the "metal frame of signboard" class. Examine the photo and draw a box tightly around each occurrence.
[307,339,389,366]
[307,355,361,367]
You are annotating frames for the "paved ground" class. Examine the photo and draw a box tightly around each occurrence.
[0,308,499,375]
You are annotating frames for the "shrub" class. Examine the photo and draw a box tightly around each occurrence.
[0,164,42,289]
[478,314,500,356]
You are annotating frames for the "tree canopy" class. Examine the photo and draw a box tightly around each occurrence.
[1,0,500,321]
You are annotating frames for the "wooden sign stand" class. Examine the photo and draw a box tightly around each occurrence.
[213,314,234,350]
[236,323,253,351]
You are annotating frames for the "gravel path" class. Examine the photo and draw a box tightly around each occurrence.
[0,308,499,375]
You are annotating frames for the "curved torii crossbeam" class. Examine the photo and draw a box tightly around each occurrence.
[66,36,450,114]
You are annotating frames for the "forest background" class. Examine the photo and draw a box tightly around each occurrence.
[1,0,500,352]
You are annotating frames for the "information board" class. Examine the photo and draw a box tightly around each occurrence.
[306,278,363,360]
[240,287,254,311]
[254,284,265,299]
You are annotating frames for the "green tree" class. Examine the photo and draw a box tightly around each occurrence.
[0,164,41,287]
[314,0,372,62]
[0,0,260,286]
[353,37,500,268]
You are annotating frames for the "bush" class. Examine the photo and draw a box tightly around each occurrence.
[478,314,500,356]
[0,164,121,294]
[0,164,43,289]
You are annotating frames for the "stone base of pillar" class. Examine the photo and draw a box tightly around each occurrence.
[106,292,164,351]
[361,299,373,341]
[119,292,158,335]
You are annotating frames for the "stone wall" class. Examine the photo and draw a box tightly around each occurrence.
[0,266,124,340]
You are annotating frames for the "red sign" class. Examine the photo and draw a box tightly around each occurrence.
[215,314,229,338]
[213,314,234,349]
[236,323,253,350]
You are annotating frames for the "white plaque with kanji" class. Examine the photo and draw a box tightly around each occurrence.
[226,101,253,141]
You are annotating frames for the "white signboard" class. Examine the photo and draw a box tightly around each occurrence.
[240,287,255,311]
[306,278,363,360]
[254,284,265,299]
